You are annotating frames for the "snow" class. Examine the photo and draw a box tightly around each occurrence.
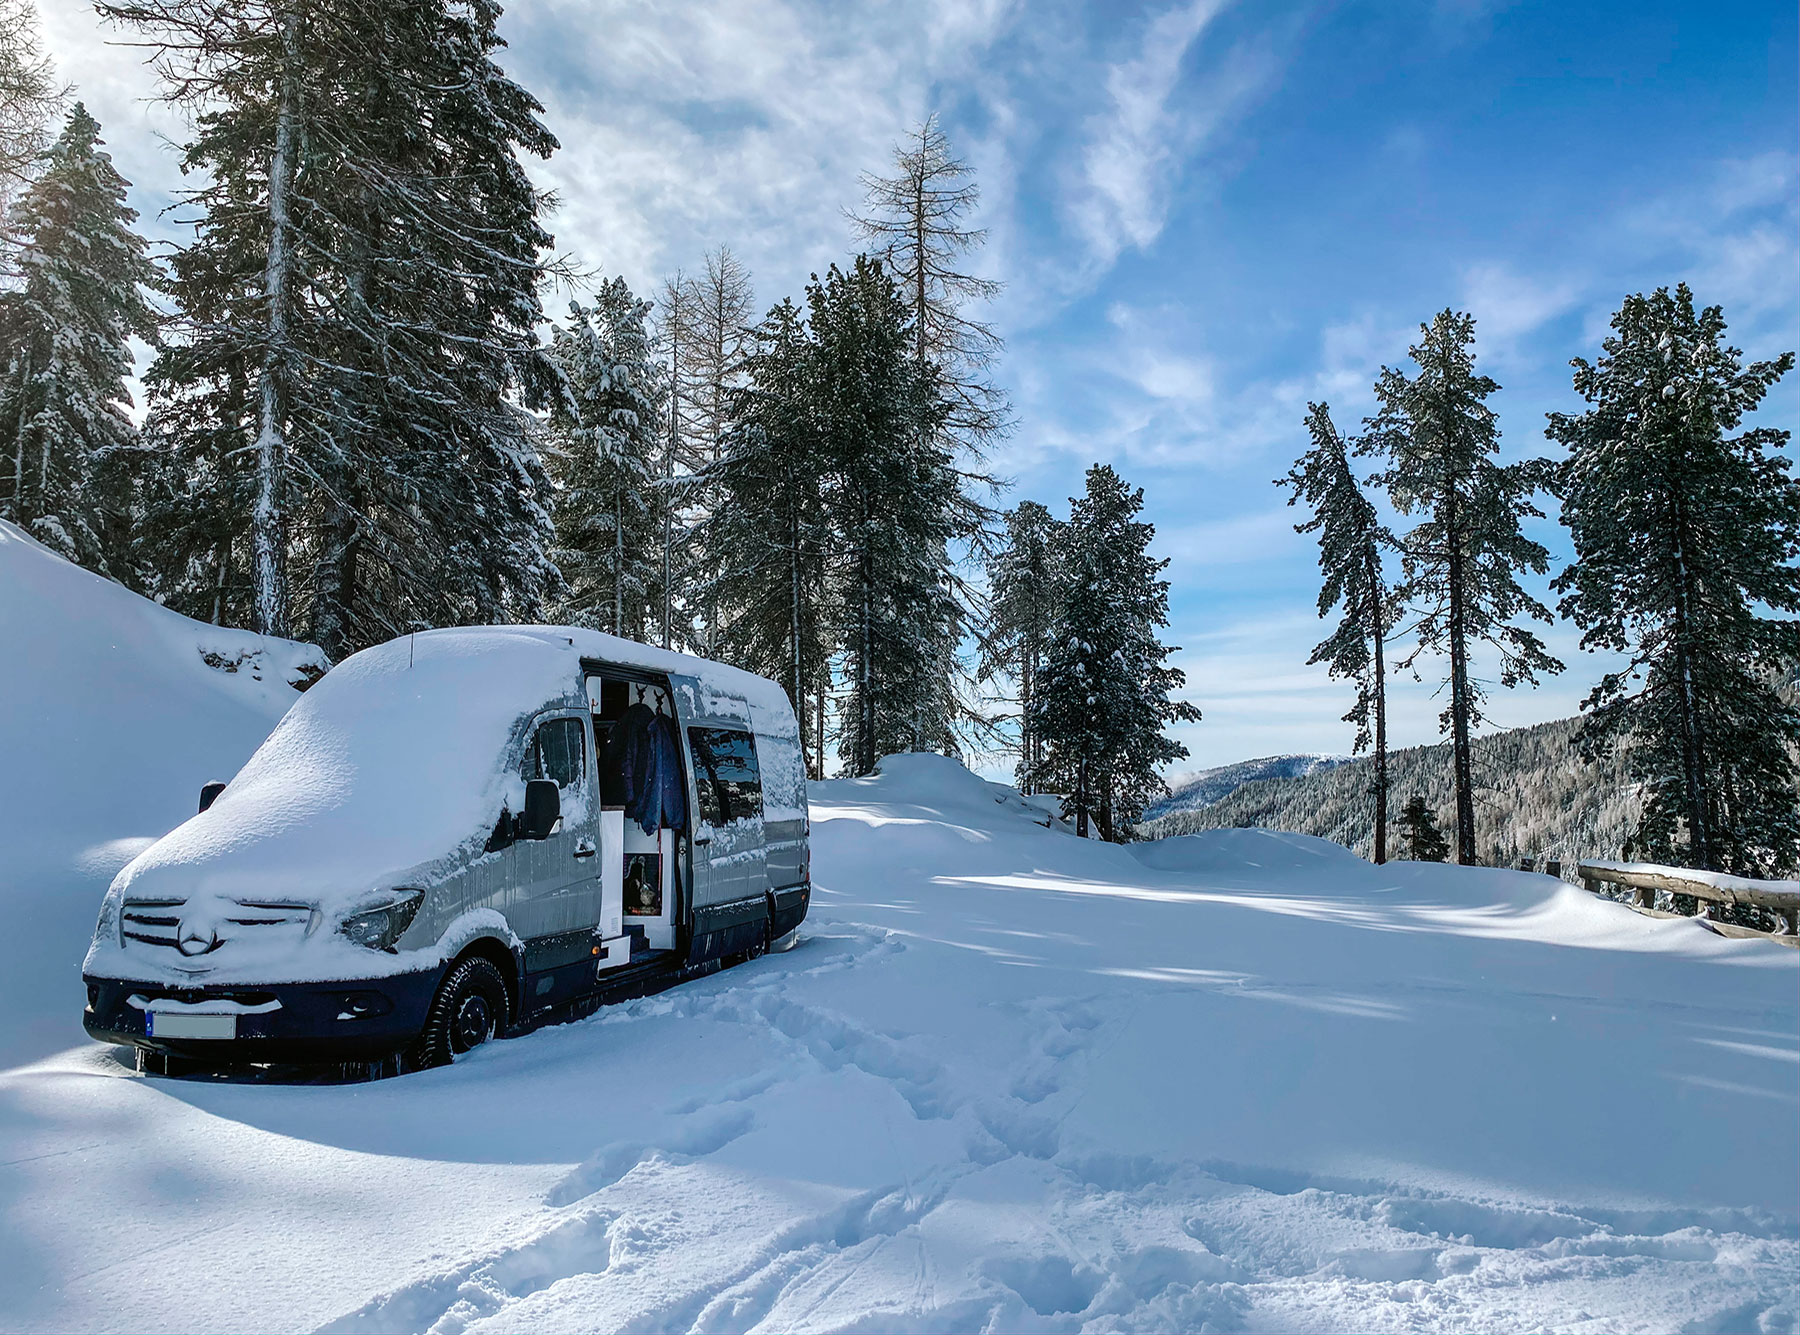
[0,521,324,1065]
[3,531,1798,1333]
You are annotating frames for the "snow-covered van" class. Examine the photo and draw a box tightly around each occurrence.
[82,627,811,1073]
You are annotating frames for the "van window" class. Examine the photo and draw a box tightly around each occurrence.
[688,727,763,826]
[522,717,586,791]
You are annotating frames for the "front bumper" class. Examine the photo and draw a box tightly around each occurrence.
[83,968,441,1064]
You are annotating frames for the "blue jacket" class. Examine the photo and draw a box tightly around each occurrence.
[604,703,687,835]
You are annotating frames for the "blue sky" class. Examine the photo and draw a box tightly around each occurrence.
[43,0,1800,777]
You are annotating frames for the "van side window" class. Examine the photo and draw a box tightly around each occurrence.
[687,727,763,825]
[522,717,586,791]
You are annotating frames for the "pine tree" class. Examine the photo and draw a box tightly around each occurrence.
[1367,310,1562,865]
[1397,793,1449,862]
[1279,403,1394,862]
[1031,464,1200,840]
[670,246,755,656]
[104,0,563,652]
[0,0,60,274]
[981,500,1061,792]
[652,268,699,649]
[853,116,1008,750]
[809,256,958,775]
[851,114,1010,466]
[696,298,834,775]
[1549,285,1799,880]
[545,282,666,640]
[0,104,158,577]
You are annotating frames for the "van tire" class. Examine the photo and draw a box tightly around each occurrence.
[411,956,507,1069]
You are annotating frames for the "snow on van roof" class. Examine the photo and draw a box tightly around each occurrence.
[108,629,574,913]
[107,627,797,916]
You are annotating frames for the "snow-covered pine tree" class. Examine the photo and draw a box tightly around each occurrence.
[0,104,157,578]
[695,298,834,775]
[981,500,1061,793]
[1279,403,1395,862]
[809,256,958,775]
[1030,464,1199,840]
[1366,310,1562,865]
[1397,793,1449,862]
[100,0,362,635]
[853,116,1007,750]
[104,0,563,653]
[545,281,666,640]
[0,0,60,275]
[304,0,562,656]
[1549,285,1800,881]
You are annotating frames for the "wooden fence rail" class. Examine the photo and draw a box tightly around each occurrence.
[1578,860,1800,944]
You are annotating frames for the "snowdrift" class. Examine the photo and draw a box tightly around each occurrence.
[0,608,1795,1330]
[0,521,323,1062]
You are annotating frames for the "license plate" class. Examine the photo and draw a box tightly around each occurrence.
[146,1011,236,1040]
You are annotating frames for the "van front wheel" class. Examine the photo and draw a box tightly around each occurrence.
[412,957,507,1069]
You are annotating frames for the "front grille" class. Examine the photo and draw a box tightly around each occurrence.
[120,898,183,949]
[120,897,317,954]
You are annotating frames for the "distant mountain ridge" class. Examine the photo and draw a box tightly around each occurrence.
[1147,753,1350,820]
[1140,716,1640,870]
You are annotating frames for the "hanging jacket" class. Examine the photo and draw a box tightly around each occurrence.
[603,701,689,835]
[603,702,657,829]
[653,714,688,833]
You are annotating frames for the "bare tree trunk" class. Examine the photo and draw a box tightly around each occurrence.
[1368,547,1388,865]
[663,283,681,649]
[860,531,873,774]
[210,539,230,625]
[1669,496,1712,869]
[1075,754,1089,838]
[251,5,302,639]
[1019,641,1034,794]
[789,492,804,769]
[613,485,624,637]
[1446,490,1477,865]
[9,343,29,523]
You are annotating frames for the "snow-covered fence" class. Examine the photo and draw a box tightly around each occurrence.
[1578,860,1800,943]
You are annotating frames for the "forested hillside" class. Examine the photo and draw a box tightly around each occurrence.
[1139,716,1640,870]
[1144,753,1347,821]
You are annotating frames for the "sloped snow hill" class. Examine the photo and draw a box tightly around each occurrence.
[0,530,1794,1332]
[1,726,1796,1331]
[0,521,323,1065]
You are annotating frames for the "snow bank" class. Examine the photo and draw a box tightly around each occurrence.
[0,607,1794,1331]
[0,522,323,1062]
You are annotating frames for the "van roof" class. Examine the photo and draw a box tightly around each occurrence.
[100,628,800,949]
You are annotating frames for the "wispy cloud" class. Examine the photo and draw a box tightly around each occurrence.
[1066,0,1277,276]
[1458,262,1579,367]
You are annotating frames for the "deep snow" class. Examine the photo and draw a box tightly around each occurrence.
[0,521,324,1065]
[1,527,1797,1334]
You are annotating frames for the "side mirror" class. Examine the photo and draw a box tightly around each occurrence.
[521,779,561,840]
[198,781,227,814]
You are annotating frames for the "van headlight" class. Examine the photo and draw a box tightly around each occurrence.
[336,890,423,951]
[94,891,121,945]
